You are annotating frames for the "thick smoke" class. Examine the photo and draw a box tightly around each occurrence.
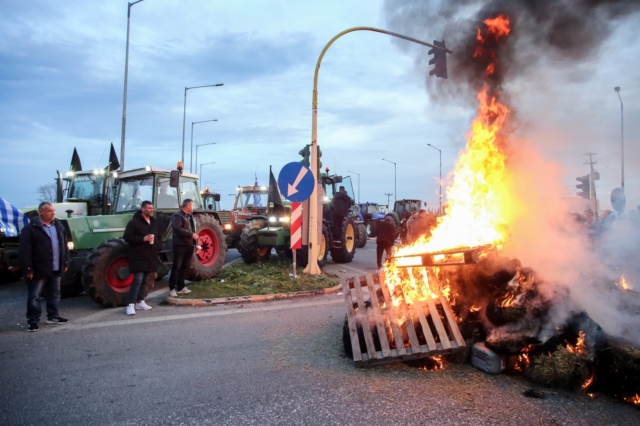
[384,0,640,346]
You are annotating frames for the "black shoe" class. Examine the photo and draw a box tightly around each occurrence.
[46,317,69,325]
[27,323,39,332]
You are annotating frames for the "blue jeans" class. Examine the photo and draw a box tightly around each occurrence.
[26,275,61,324]
[128,272,150,305]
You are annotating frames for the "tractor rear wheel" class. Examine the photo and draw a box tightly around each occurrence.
[186,214,227,281]
[366,220,377,238]
[238,219,268,264]
[330,217,356,263]
[297,223,329,268]
[356,223,367,248]
[82,238,155,307]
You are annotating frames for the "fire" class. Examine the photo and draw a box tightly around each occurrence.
[624,394,640,405]
[514,344,534,372]
[469,305,481,313]
[566,331,587,354]
[419,355,445,371]
[616,274,631,290]
[385,14,513,307]
[582,373,594,391]
[499,293,516,308]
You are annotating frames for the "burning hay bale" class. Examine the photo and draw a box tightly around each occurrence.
[526,344,591,390]
[597,337,640,398]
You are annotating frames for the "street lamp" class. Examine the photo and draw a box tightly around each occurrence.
[181,83,223,165]
[196,142,216,179]
[199,162,215,182]
[382,159,396,205]
[190,120,217,172]
[614,86,624,193]
[427,143,442,214]
[347,170,360,203]
[119,0,145,171]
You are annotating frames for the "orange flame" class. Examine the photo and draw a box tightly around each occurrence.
[499,293,516,308]
[566,331,587,354]
[470,305,481,312]
[474,15,511,75]
[582,373,594,390]
[624,394,640,405]
[616,274,631,290]
[420,355,445,371]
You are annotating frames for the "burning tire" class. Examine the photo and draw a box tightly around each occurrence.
[366,220,377,238]
[297,223,329,268]
[330,217,356,263]
[356,223,367,248]
[186,214,227,280]
[238,219,268,264]
[82,238,155,307]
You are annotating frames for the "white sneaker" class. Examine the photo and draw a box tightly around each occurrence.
[177,287,192,294]
[135,300,152,311]
[126,304,136,316]
[169,290,178,297]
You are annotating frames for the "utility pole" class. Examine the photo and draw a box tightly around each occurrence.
[583,152,599,221]
[384,193,393,209]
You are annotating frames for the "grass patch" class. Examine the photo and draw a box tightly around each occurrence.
[183,258,340,299]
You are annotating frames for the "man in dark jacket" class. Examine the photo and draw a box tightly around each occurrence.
[376,216,396,269]
[332,186,352,240]
[169,198,199,297]
[123,200,161,315]
[19,202,70,332]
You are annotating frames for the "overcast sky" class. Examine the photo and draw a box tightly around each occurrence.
[1,0,638,211]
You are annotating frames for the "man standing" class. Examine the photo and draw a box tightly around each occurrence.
[332,186,352,240]
[19,202,70,332]
[169,198,199,297]
[376,216,396,269]
[123,200,161,315]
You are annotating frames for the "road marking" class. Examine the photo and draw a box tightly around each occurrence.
[55,297,343,331]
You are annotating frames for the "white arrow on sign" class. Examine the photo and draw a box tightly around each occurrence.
[287,167,309,196]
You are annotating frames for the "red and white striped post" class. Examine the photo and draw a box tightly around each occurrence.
[290,202,302,278]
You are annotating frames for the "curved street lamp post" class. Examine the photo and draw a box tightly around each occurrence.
[195,142,216,179]
[306,27,451,274]
[381,159,396,205]
[347,170,360,203]
[190,119,217,173]
[181,84,223,166]
[199,162,215,182]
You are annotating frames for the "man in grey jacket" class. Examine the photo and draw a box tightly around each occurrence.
[169,198,199,297]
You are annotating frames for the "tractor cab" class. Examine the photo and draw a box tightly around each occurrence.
[201,188,221,211]
[65,170,117,216]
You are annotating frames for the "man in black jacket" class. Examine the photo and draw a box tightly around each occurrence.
[376,216,396,269]
[169,198,199,297]
[332,186,352,240]
[19,202,70,332]
[123,200,161,316]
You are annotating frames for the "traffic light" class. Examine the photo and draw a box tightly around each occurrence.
[428,40,448,79]
[317,145,322,171]
[299,145,310,167]
[576,175,590,199]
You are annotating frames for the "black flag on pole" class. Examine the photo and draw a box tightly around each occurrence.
[107,143,120,171]
[268,166,286,217]
[70,148,82,172]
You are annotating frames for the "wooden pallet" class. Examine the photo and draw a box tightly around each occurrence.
[342,270,466,367]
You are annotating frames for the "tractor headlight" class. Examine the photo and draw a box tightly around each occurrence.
[279,217,289,223]
[268,217,277,223]
[67,241,74,250]
[224,224,232,230]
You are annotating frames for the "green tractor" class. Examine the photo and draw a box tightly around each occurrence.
[58,166,227,306]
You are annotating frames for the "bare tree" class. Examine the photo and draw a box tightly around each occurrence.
[36,183,57,203]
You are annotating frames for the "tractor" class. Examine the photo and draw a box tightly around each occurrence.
[356,202,386,238]
[57,165,227,306]
[384,198,425,244]
[219,184,271,250]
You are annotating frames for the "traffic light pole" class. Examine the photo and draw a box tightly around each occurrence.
[307,26,450,275]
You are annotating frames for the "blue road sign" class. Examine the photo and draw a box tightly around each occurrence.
[278,162,315,202]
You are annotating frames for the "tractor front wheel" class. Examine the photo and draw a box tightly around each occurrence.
[330,217,356,263]
[238,219,268,264]
[366,220,377,238]
[186,214,227,281]
[356,223,367,248]
[82,238,155,307]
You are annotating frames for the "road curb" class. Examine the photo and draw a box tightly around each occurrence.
[164,284,342,306]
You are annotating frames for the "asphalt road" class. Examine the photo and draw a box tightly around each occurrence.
[1,241,638,425]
